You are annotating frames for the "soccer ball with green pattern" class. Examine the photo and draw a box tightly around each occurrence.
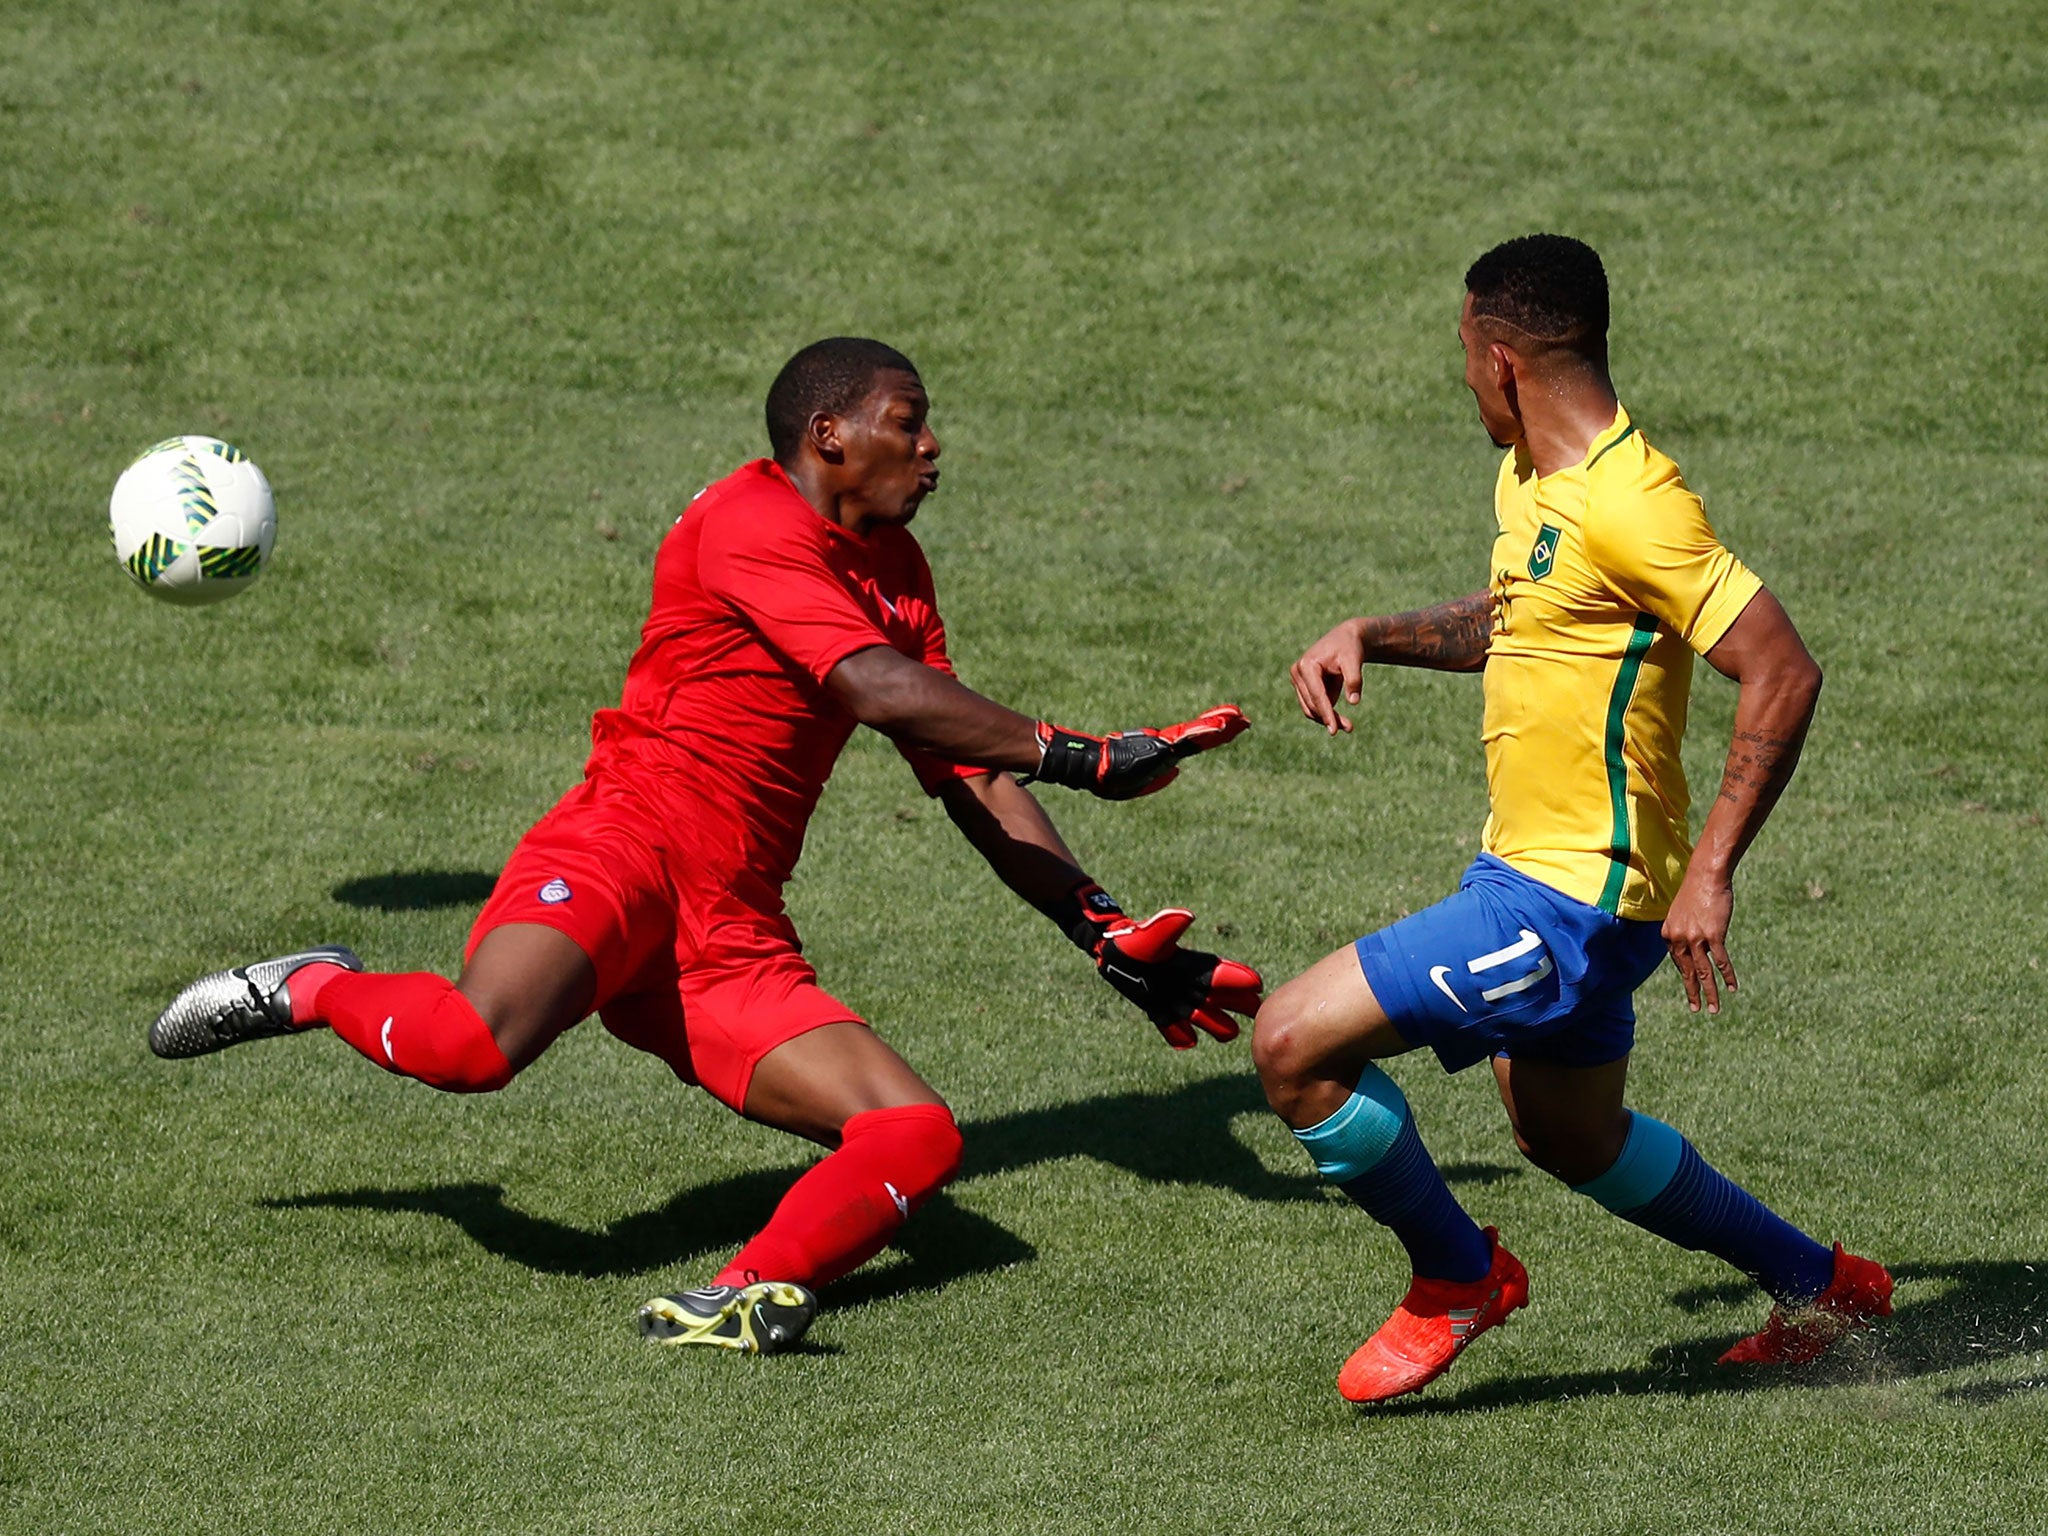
[109,435,277,606]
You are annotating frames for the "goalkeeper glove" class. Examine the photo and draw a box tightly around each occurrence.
[1025,705,1249,801]
[1047,880,1264,1049]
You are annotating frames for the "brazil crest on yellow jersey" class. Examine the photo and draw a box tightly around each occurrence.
[1481,407,1762,921]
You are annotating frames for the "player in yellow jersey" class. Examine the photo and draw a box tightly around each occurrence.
[1254,235,1892,1404]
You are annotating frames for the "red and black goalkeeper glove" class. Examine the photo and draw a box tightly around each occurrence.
[1047,880,1265,1049]
[1025,705,1250,801]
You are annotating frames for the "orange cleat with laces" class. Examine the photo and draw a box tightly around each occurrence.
[1338,1227,1529,1404]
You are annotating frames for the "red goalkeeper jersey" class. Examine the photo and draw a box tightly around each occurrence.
[586,458,982,894]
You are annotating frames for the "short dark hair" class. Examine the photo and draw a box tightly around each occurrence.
[1465,234,1609,356]
[765,337,919,461]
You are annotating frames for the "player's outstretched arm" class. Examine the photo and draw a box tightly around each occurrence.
[1663,588,1823,1015]
[937,773,1263,1048]
[1291,591,1494,735]
[828,644,1248,800]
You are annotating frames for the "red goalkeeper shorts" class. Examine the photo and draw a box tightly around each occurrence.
[465,773,865,1112]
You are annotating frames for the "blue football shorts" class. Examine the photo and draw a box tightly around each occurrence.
[1353,853,1670,1073]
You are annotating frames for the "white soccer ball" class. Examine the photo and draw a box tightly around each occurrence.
[109,435,277,606]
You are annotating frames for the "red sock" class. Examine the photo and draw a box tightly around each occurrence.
[315,971,514,1094]
[714,1103,963,1290]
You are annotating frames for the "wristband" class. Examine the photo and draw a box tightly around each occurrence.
[1041,878,1124,955]
[1025,723,1099,790]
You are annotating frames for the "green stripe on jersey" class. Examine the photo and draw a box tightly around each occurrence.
[1588,421,1637,472]
[1598,612,1660,914]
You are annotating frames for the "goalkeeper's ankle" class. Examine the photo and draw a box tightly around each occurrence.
[286,962,351,1026]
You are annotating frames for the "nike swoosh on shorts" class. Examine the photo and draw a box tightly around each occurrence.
[1428,966,1469,1014]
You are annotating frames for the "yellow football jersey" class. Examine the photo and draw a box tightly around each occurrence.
[1480,407,1762,920]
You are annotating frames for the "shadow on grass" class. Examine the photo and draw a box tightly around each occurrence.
[331,869,498,911]
[264,1074,1522,1297]
[1365,1259,2048,1415]
[269,1177,1029,1307]
[259,1063,2040,1397]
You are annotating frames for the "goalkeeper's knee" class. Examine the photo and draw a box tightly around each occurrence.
[843,1102,964,1214]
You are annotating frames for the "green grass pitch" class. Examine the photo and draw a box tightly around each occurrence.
[4,1,2046,1530]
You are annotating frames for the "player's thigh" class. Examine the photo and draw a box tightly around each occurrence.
[457,923,597,1069]
[744,1021,947,1149]
[673,897,942,1142]
[462,774,672,1065]
[1252,941,1413,1084]
[597,974,936,1144]
[1490,1052,1632,1184]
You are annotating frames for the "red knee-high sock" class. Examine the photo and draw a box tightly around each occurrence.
[714,1103,964,1291]
[313,971,514,1094]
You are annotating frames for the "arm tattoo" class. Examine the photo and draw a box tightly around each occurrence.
[1691,642,1823,880]
[1357,592,1494,672]
[1716,727,1804,807]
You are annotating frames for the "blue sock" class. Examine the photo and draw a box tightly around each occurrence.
[1294,1065,1492,1283]
[1573,1111,1836,1304]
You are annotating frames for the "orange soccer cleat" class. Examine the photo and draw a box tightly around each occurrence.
[1718,1244,1893,1366]
[1338,1227,1529,1404]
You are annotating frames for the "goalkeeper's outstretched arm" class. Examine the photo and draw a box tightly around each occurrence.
[935,772,1264,1050]
[829,644,1043,771]
[937,770,1092,911]
[827,643,1248,800]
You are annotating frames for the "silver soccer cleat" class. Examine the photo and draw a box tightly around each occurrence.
[149,946,363,1059]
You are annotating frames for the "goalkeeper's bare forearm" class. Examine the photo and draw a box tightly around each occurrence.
[827,644,1042,770]
[937,769,1264,1051]
[828,643,1249,800]
[1290,591,1494,734]
[938,771,1089,912]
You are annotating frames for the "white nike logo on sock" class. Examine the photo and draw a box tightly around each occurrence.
[380,1016,396,1063]
[884,1180,910,1218]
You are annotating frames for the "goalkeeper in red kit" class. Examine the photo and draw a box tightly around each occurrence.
[150,337,1261,1354]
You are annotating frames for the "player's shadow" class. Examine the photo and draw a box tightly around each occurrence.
[1366,1258,2048,1415]
[264,1074,1523,1300]
[331,869,498,911]
[964,1073,1517,1205]
[267,1177,1028,1309]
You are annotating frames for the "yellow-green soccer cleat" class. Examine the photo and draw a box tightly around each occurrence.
[636,1282,816,1353]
